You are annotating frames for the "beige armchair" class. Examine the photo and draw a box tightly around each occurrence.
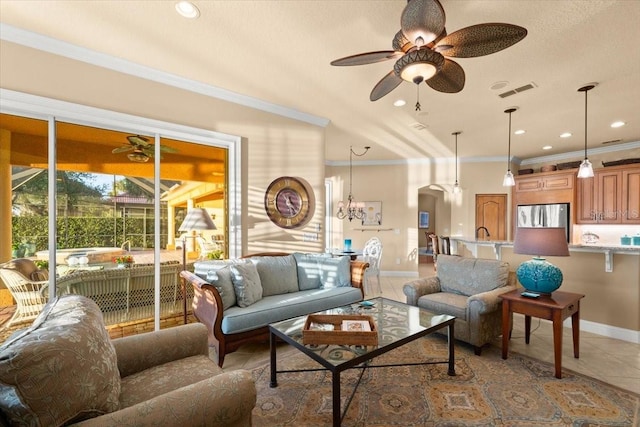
[403,254,516,355]
[0,258,50,327]
[0,295,256,426]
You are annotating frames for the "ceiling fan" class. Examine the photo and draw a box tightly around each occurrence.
[331,0,527,110]
[111,135,178,163]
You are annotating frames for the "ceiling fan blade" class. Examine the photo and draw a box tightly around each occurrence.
[331,51,404,66]
[159,145,179,153]
[370,70,403,101]
[112,145,135,154]
[401,0,446,47]
[435,23,527,58]
[426,59,465,93]
[127,135,151,147]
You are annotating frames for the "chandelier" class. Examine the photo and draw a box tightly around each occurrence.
[337,145,370,221]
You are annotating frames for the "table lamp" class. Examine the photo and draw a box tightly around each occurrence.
[178,208,217,323]
[513,227,569,296]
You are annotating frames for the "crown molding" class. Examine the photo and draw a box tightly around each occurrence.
[0,23,330,128]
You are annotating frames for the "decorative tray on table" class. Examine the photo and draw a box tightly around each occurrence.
[302,314,378,346]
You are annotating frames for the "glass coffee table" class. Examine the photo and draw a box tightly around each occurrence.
[268,297,455,427]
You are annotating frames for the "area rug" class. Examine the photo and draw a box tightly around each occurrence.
[251,336,639,426]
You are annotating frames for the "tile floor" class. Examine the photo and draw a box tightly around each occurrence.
[223,264,640,395]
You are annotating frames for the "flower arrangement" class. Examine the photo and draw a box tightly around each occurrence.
[113,255,134,264]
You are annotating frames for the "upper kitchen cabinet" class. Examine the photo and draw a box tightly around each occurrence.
[513,170,576,206]
[576,164,640,224]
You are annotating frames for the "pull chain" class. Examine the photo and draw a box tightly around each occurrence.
[415,84,421,111]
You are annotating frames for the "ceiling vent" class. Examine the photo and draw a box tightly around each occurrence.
[410,122,428,131]
[499,82,537,98]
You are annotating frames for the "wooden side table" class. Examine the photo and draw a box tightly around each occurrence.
[500,289,585,379]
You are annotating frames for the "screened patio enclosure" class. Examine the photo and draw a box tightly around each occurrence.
[1,107,237,331]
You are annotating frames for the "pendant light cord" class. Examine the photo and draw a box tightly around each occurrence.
[583,89,588,160]
[507,111,512,170]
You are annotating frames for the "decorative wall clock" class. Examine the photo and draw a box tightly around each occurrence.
[264,176,313,229]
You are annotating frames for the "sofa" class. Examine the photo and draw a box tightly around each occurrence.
[403,254,517,355]
[180,252,368,366]
[0,295,256,426]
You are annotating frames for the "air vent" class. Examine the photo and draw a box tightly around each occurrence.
[410,122,428,131]
[499,82,537,98]
[601,139,622,145]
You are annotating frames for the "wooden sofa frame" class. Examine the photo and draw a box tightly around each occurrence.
[180,252,368,366]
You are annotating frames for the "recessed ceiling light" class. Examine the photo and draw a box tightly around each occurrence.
[514,129,525,135]
[175,1,200,18]
[611,121,626,128]
[393,99,406,107]
[560,132,572,138]
[542,145,552,150]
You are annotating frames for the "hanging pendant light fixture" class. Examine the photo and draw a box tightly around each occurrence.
[502,107,518,187]
[336,145,370,221]
[452,131,462,194]
[577,83,597,179]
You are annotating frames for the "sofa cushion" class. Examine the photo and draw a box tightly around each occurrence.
[437,255,510,297]
[0,295,121,426]
[119,355,223,408]
[205,265,236,310]
[221,287,363,334]
[293,252,331,290]
[318,256,351,289]
[250,255,298,296]
[417,292,468,321]
[230,262,263,307]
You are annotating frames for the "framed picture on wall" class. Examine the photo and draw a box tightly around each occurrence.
[419,211,430,229]
[362,201,382,226]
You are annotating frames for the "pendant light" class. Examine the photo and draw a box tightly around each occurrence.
[502,107,518,187]
[577,83,596,179]
[452,131,462,193]
[336,145,370,221]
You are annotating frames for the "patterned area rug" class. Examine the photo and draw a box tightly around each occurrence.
[251,336,639,426]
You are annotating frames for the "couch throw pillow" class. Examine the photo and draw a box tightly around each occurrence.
[293,252,329,290]
[205,265,236,310]
[230,262,263,307]
[0,295,121,426]
[251,255,298,296]
[318,256,351,289]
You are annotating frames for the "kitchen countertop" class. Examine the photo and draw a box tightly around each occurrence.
[449,237,639,272]
[449,237,640,253]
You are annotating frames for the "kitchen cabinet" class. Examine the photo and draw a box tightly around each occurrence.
[576,164,640,224]
[515,172,574,193]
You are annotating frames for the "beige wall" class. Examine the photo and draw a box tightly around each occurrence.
[0,41,327,257]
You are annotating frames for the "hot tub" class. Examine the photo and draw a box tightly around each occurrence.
[36,247,125,265]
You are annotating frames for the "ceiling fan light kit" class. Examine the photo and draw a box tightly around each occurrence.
[577,83,597,179]
[331,0,527,105]
[112,134,179,162]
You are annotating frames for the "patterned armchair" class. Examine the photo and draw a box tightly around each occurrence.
[0,295,256,426]
[403,255,517,355]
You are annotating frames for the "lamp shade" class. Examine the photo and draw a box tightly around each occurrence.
[178,208,217,231]
[513,227,569,295]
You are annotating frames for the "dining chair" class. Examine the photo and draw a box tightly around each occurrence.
[428,233,440,271]
[361,237,383,295]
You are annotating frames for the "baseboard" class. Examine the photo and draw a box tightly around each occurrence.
[571,318,640,344]
[380,270,418,278]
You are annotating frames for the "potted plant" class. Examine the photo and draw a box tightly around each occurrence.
[113,254,134,268]
[11,242,25,258]
[34,260,49,271]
